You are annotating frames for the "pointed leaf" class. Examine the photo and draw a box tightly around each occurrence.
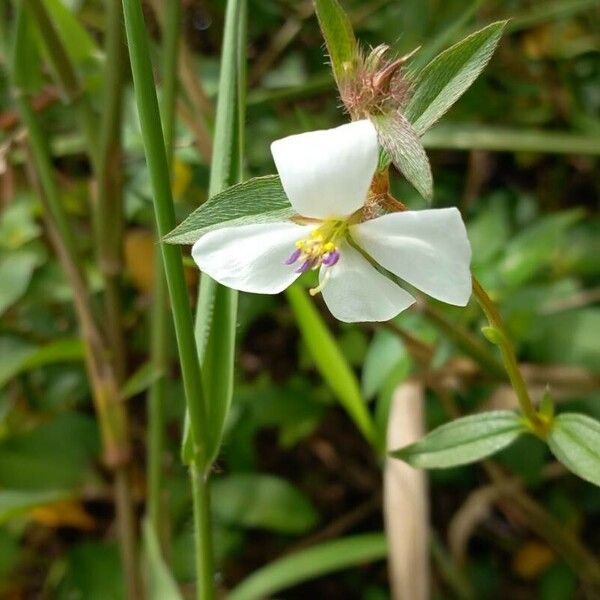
[286,285,376,445]
[165,175,295,245]
[229,533,387,600]
[373,113,433,200]
[0,490,72,525]
[405,21,507,135]
[11,5,44,93]
[547,413,600,487]
[143,520,183,600]
[212,474,319,534]
[391,411,525,468]
[314,0,358,85]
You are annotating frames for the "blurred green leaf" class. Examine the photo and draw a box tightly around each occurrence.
[547,413,600,487]
[373,113,433,201]
[120,362,162,401]
[142,520,183,600]
[40,0,99,68]
[0,528,20,584]
[229,533,387,600]
[0,196,42,249]
[405,21,507,134]
[286,284,376,444]
[0,337,85,389]
[0,413,99,490]
[212,473,318,534]
[362,330,406,401]
[500,210,583,286]
[56,542,124,600]
[525,308,600,372]
[11,4,43,93]
[468,197,510,267]
[166,176,295,244]
[0,250,42,316]
[0,489,71,525]
[314,0,357,86]
[391,411,525,468]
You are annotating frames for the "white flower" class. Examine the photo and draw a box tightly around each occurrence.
[192,120,472,323]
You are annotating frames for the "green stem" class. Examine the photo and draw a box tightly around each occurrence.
[191,468,215,600]
[471,276,544,431]
[96,0,127,383]
[147,0,181,541]
[121,3,215,599]
[13,61,140,600]
[122,0,207,462]
[23,0,99,170]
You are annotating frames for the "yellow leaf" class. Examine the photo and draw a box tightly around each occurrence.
[29,499,95,530]
[512,540,556,580]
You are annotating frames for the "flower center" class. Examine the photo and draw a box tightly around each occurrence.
[285,219,347,294]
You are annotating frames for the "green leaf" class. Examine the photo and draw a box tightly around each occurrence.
[286,284,377,445]
[500,209,583,287]
[313,0,357,85]
[405,21,507,135]
[212,474,318,534]
[0,413,99,490]
[229,533,387,600]
[362,329,406,401]
[165,175,295,245]
[547,413,600,487]
[391,411,525,468]
[0,490,72,525]
[120,362,162,401]
[0,337,85,389]
[373,113,433,201]
[0,249,42,316]
[56,542,124,600]
[142,520,183,600]
[40,0,99,69]
[11,4,43,93]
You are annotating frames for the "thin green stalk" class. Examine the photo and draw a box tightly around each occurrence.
[121,2,215,599]
[472,277,545,432]
[23,0,99,170]
[422,302,506,379]
[191,468,215,600]
[96,0,127,383]
[122,0,207,462]
[192,0,245,466]
[147,0,181,540]
[14,58,140,600]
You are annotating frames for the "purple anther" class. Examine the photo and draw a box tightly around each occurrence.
[285,248,302,265]
[322,250,340,267]
[296,259,314,273]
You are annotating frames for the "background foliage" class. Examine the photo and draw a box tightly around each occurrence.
[0,0,599,598]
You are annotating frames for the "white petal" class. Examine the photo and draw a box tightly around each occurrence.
[320,242,415,323]
[192,222,311,294]
[352,208,472,306]
[270,120,379,219]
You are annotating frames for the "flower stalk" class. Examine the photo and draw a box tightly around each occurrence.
[147,0,181,544]
[121,2,217,599]
[472,276,548,435]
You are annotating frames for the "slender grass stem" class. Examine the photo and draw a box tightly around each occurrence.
[96,0,127,383]
[23,0,99,170]
[191,469,216,600]
[122,0,207,462]
[147,0,181,542]
[17,91,139,600]
[121,2,216,598]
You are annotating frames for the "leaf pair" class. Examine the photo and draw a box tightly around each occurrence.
[391,410,600,488]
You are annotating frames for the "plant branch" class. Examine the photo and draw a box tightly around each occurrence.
[471,276,545,432]
[96,0,128,384]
